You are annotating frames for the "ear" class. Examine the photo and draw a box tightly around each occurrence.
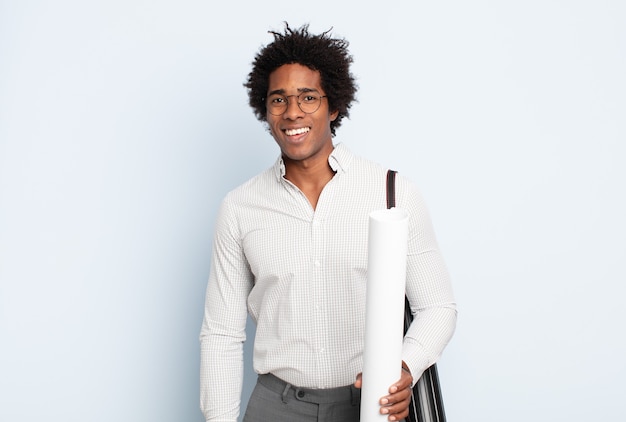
[329,110,339,121]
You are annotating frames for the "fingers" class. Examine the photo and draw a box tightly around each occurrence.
[379,369,413,421]
[379,385,412,421]
[353,372,363,389]
[358,369,413,421]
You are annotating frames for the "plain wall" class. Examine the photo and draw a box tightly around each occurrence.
[1,1,624,421]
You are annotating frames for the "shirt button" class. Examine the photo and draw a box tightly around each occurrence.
[314,260,321,267]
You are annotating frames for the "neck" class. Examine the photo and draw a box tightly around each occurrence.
[284,156,334,185]
[283,152,335,210]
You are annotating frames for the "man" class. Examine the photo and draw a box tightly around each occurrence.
[200,23,457,422]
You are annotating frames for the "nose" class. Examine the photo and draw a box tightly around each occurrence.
[283,95,304,119]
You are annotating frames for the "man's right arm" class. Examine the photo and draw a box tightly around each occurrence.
[199,199,253,421]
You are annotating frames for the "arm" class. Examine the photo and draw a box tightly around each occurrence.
[401,178,457,383]
[199,199,253,422]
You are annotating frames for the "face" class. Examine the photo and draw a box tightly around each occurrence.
[266,63,339,166]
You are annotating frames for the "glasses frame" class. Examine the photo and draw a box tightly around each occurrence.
[265,91,328,116]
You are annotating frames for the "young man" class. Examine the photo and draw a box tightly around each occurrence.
[200,24,457,422]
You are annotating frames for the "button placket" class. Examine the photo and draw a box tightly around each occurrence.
[310,214,329,385]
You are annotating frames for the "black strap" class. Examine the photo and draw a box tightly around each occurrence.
[386,170,397,209]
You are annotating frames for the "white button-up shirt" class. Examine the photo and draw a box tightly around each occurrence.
[200,143,457,421]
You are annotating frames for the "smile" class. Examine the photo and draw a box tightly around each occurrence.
[284,127,310,136]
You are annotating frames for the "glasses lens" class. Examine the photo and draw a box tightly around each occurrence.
[298,92,322,114]
[267,95,287,116]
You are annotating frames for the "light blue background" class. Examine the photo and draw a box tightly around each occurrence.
[1,1,624,421]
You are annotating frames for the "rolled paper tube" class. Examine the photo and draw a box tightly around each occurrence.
[360,208,409,422]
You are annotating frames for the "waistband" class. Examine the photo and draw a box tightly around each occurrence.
[258,373,361,405]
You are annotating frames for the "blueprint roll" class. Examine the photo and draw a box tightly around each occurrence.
[360,208,409,422]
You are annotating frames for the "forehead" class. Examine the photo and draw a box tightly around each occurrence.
[267,63,323,93]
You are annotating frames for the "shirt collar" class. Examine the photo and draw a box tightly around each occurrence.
[273,142,353,181]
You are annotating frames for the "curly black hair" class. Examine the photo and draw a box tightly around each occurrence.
[244,23,358,136]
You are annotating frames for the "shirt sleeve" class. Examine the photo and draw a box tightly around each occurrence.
[199,198,254,421]
[398,177,458,383]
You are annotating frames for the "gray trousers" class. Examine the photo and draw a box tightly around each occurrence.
[243,373,361,422]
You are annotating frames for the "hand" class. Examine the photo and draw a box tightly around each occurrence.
[379,365,413,421]
[354,363,414,421]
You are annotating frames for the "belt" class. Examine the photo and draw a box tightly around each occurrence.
[258,373,361,406]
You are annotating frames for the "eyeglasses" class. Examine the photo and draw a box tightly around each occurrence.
[266,91,328,116]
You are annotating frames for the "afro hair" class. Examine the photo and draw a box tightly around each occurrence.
[244,23,358,136]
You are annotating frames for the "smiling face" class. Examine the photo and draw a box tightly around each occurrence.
[266,63,339,168]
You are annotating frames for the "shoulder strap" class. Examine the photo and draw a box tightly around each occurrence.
[386,170,397,209]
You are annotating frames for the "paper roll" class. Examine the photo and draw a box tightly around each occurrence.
[360,208,409,422]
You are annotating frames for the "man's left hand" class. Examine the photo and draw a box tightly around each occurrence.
[354,363,414,421]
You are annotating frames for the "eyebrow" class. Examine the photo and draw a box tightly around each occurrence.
[267,87,319,96]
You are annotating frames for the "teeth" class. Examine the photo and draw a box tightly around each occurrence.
[285,127,310,136]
